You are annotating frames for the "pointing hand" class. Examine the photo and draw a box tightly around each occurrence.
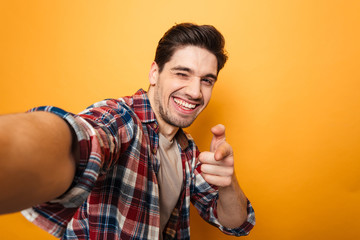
[198,124,234,187]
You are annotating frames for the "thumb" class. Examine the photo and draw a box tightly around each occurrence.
[210,124,226,152]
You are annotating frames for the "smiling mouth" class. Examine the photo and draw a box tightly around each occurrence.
[173,97,197,110]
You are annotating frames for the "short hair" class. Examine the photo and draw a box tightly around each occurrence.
[154,23,228,73]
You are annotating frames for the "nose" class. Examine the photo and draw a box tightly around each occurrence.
[185,77,202,100]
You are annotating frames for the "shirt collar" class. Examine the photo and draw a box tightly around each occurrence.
[175,128,190,150]
[132,88,157,123]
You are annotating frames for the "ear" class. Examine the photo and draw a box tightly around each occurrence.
[149,61,159,85]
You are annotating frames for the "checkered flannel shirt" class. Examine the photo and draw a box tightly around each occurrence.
[22,89,255,239]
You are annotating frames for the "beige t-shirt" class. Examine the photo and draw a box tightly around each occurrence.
[157,133,183,238]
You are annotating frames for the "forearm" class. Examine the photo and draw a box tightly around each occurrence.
[217,173,248,228]
[0,111,77,214]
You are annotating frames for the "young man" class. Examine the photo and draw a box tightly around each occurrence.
[0,23,255,239]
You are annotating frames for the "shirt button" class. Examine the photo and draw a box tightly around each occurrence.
[153,123,157,128]
[152,148,157,154]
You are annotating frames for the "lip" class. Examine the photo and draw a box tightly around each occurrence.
[171,96,200,114]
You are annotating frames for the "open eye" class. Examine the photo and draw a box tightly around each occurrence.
[201,78,214,86]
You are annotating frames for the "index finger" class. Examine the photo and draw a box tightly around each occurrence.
[211,124,226,140]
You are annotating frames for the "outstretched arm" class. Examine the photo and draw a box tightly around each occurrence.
[0,111,78,214]
[199,124,248,228]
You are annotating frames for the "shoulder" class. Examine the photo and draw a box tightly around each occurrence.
[80,97,138,123]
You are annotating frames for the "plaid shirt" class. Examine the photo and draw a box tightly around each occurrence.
[22,89,255,239]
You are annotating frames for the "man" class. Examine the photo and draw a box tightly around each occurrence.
[0,23,255,239]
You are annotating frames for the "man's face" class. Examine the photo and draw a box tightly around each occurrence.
[149,45,218,129]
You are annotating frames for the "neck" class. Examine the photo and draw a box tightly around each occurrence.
[146,90,179,141]
[158,122,179,141]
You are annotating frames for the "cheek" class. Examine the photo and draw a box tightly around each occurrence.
[166,81,186,97]
[202,89,213,104]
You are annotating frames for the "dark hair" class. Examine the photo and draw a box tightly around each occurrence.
[154,23,228,73]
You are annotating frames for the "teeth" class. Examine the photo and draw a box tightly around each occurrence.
[174,98,196,109]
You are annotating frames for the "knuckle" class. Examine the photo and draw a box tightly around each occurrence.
[202,173,211,183]
[224,177,232,186]
[198,153,203,162]
[226,167,234,176]
[201,164,208,173]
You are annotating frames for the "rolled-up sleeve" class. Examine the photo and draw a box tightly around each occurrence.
[190,159,255,237]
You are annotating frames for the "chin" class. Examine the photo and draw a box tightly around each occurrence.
[169,118,196,128]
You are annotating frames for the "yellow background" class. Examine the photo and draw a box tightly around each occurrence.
[1,0,360,239]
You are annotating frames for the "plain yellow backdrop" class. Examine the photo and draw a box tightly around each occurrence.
[1,1,360,239]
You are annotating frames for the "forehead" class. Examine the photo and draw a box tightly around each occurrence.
[165,46,218,76]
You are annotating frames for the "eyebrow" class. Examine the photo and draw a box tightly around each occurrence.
[170,66,218,81]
